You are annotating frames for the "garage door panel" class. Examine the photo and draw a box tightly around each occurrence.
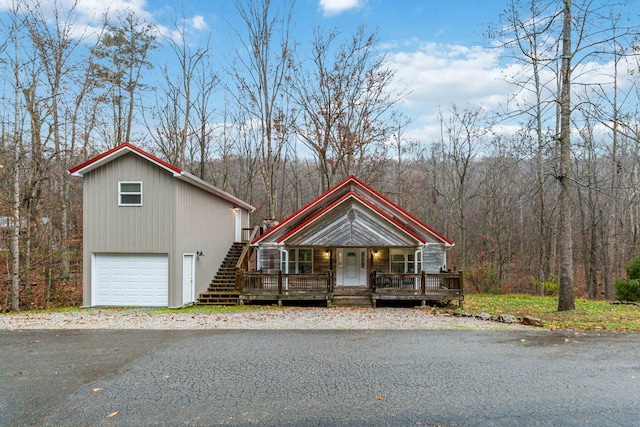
[94,254,168,307]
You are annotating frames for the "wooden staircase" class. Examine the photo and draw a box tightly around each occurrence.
[197,242,245,306]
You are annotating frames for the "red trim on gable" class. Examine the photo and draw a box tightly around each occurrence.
[276,191,426,245]
[252,175,358,244]
[253,175,452,246]
[347,176,453,245]
[68,142,182,175]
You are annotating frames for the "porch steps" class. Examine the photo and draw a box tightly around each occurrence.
[331,295,373,307]
[197,242,245,306]
[331,288,373,307]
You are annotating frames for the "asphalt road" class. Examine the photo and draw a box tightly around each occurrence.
[1,329,639,426]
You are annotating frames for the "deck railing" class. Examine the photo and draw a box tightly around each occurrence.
[371,271,463,294]
[239,271,334,294]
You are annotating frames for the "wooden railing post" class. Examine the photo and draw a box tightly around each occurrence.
[235,269,243,292]
[278,271,283,293]
[421,271,426,294]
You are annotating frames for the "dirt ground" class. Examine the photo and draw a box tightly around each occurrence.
[0,279,82,312]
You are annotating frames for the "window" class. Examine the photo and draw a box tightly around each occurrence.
[390,248,421,273]
[283,248,313,273]
[119,182,142,206]
[390,249,405,274]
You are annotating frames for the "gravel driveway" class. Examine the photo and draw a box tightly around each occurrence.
[0,306,531,330]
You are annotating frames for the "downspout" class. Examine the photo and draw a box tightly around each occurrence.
[444,243,455,271]
[416,245,429,290]
[279,246,289,290]
[415,245,428,274]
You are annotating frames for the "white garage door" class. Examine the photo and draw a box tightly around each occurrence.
[93,254,169,307]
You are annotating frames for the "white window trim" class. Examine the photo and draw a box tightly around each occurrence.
[118,181,143,206]
[283,247,314,274]
[389,248,422,274]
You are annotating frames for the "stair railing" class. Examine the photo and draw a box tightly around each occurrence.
[235,225,262,291]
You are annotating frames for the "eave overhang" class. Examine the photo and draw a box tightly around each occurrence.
[68,142,255,212]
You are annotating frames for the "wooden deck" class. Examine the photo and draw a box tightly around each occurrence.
[236,271,464,307]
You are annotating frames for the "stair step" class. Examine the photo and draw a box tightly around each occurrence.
[197,242,246,306]
[331,296,373,307]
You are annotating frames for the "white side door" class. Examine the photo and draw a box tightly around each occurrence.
[182,254,195,305]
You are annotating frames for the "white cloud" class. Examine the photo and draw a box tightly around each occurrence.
[319,0,362,16]
[388,42,509,111]
[191,15,207,31]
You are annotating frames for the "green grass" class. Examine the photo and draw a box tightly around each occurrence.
[458,294,640,331]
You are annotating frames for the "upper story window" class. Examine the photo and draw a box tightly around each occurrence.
[119,182,142,206]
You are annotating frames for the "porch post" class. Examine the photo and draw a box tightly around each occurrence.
[421,271,426,294]
[278,271,283,293]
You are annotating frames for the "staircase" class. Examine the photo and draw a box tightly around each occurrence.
[197,242,245,306]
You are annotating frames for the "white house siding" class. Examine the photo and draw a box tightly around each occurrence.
[82,153,175,307]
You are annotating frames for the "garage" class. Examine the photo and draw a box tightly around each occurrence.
[93,254,169,307]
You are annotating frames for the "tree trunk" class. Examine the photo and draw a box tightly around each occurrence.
[557,0,575,311]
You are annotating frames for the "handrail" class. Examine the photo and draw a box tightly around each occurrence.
[235,225,261,270]
[235,226,262,291]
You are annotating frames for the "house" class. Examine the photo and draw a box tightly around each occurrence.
[69,143,255,308]
[237,175,462,307]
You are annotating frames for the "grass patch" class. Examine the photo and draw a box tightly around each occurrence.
[459,294,640,331]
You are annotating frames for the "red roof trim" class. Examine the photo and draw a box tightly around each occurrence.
[68,142,182,176]
[348,176,453,245]
[253,175,452,245]
[276,191,426,245]
[252,175,357,244]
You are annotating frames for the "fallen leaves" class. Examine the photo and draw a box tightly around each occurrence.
[106,411,119,418]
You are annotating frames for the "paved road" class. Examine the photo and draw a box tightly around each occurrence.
[1,329,639,426]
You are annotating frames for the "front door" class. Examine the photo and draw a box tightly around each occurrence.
[337,248,367,287]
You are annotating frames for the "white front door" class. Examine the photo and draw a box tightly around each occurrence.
[182,254,195,305]
[337,248,367,287]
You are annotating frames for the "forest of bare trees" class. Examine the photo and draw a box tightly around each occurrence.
[1,0,639,311]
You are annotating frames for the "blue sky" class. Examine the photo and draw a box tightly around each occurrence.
[2,0,638,144]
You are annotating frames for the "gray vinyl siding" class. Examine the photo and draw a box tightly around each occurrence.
[423,245,447,273]
[81,151,253,308]
[175,180,243,301]
[82,153,176,306]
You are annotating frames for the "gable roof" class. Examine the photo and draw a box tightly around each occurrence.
[69,142,255,212]
[254,175,452,246]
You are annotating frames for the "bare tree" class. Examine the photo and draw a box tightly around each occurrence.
[228,0,295,219]
[439,105,487,269]
[291,26,401,191]
[150,10,214,171]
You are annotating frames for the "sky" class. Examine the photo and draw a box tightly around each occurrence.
[2,0,639,145]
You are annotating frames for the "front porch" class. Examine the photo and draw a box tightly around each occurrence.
[236,270,464,308]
